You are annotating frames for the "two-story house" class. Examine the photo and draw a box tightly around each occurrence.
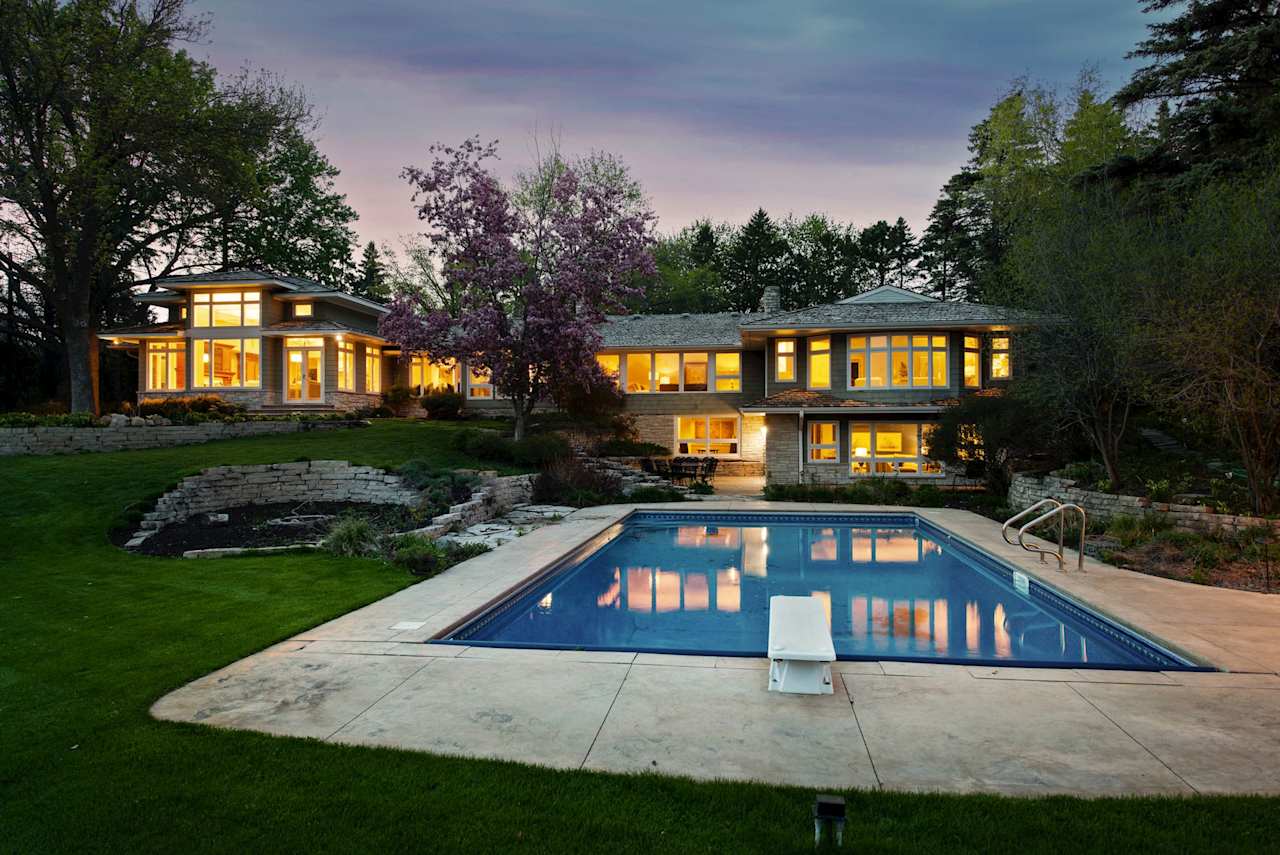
[591,284,1036,485]
[104,272,1034,485]
[102,271,393,411]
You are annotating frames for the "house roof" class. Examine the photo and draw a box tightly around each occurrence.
[740,299,1042,332]
[98,322,185,339]
[838,284,939,304]
[261,320,386,339]
[130,269,389,315]
[740,389,950,413]
[600,312,754,349]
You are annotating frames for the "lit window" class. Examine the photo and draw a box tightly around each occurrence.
[963,336,981,388]
[676,415,739,457]
[775,339,796,382]
[808,337,831,389]
[848,422,942,477]
[468,364,494,399]
[337,341,355,391]
[849,333,948,389]
[365,346,382,394]
[654,353,680,392]
[808,421,839,462]
[192,291,259,328]
[991,336,1011,379]
[294,303,313,318]
[714,352,741,391]
[410,356,458,394]
[596,354,620,386]
[145,340,186,391]
[625,352,651,393]
[193,338,259,388]
[682,352,708,392]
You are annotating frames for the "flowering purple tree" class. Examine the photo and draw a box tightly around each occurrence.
[381,138,656,439]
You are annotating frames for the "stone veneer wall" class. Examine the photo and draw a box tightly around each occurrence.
[628,412,766,476]
[0,420,363,457]
[1008,472,1280,534]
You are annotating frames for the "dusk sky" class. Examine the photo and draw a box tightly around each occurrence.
[198,0,1157,248]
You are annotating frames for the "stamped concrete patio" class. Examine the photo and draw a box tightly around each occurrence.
[152,502,1280,796]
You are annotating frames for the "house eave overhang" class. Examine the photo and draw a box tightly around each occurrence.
[740,405,946,415]
[274,291,391,315]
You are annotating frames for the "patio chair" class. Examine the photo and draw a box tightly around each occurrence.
[652,458,672,480]
[699,457,719,483]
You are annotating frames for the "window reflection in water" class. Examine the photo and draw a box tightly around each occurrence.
[810,590,832,630]
[684,573,709,611]
[717,568,740,612]
[742,527,768,576]
[655,570,681,613]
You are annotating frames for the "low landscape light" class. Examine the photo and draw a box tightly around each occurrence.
[812,794,846,846]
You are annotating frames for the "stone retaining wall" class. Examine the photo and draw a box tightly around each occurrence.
[140,461,422,530]
[128,460,539,550]
[0,419,362,457]
[1008,472,1280,534]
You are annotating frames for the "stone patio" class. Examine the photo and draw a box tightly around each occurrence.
[151,501,1280,796]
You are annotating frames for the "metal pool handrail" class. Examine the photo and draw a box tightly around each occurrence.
[1003,500,1088,573]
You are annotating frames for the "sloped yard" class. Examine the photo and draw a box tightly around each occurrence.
[2,419,1279,853]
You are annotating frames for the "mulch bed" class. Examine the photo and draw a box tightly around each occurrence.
[123,501,420,557]
[1101,538,1279,594]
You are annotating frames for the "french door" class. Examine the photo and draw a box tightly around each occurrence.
[284,338,324,402]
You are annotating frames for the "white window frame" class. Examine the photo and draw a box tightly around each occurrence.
[365,346,382,394]
[847,333,949,389]
[621,351,732,394]
[712,352,741,392]
[466,363,495,399]
[673,415,742,458]
[337,341,355,391]
[774,338,796,382]
[192,337,261,389]
[191,290,260,328]
[848,422,943,478]
[807,336,832,390]
[145,339,187,391]
[807,420,840,463]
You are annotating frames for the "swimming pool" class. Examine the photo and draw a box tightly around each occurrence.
[440,511,1203,670]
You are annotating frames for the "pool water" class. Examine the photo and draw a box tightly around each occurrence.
[444,512,1199,670]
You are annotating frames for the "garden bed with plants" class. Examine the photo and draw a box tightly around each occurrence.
[1090,515,1278,594]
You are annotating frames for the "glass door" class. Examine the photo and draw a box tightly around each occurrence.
[284,338,324,402]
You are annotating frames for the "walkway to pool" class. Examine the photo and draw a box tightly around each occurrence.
[152,502,1280,796]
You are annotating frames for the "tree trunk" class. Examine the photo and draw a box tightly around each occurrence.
[62,308,100,415]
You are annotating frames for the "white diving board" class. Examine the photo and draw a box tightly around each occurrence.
[767,595,836,695]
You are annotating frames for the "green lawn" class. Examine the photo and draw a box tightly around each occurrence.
[1,419,1277,853]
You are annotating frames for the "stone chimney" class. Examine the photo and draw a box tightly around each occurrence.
[759,285,781,314]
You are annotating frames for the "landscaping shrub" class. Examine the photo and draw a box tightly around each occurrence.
[450,428,571,467]
[1106,514,1175,548]
[420,389,465,420]
[322,514,378,557]
[137,395,246,420]
[387,534,491,577]
[382,385,413,408]
[396,461,478,516]
[532,456,622,507]
[351,405,393,419]
[596,437,670,457]
[0,411,96,428]
[627,486,686,503]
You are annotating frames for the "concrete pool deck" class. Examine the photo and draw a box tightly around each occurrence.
[152,502,1280,796]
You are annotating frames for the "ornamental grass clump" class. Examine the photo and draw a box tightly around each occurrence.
[322,514,378,557]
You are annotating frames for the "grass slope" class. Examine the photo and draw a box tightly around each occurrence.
[0,420,1276,853]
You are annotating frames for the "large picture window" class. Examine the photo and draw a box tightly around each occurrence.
[848,334,947,388]
[146,340,186,391]
[621,351,743,393]
[192,291,259,328]
[410,357,458,393]
[808,337,831,389]
[194,338,259,388]
[676,416,740,457]
[365,346,382,394]
[849,422,942,477]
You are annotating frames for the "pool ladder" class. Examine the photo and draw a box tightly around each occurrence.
[1002,498,1087,573]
